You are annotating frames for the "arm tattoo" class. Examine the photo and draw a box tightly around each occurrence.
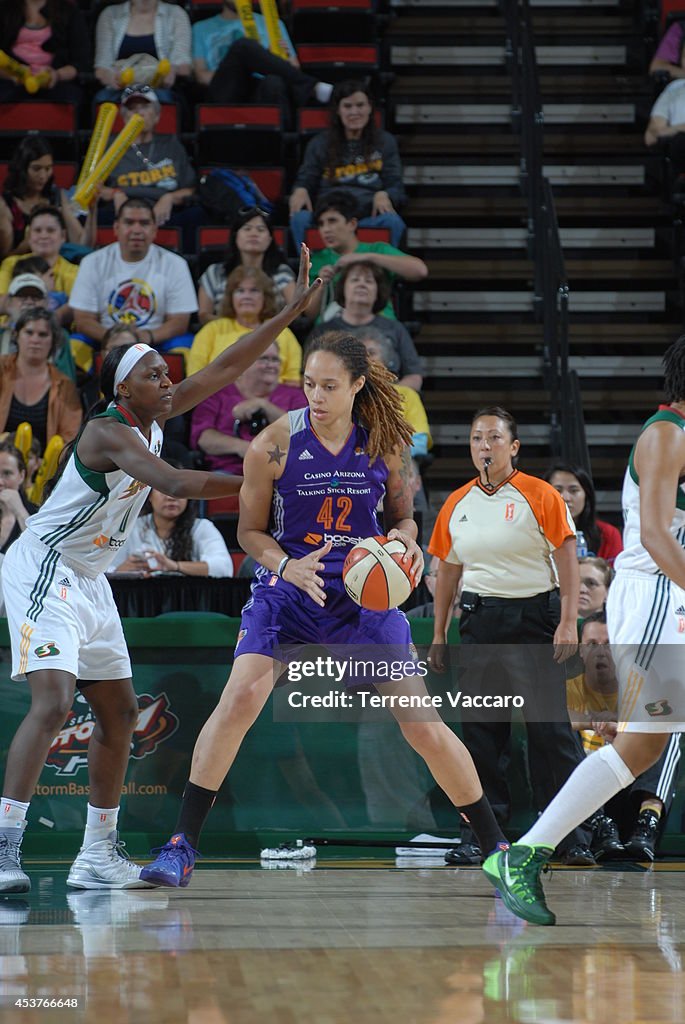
[385,447,414,526]
[267,444,286,465]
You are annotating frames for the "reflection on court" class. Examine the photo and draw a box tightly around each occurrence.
[1,864,685,1023]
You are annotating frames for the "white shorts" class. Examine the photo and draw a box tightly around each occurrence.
[606,571,685,733]
[2,532,131,683]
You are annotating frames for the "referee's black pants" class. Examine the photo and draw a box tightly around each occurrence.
[457,589,591,854]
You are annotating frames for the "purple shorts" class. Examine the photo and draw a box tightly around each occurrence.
[234,572,412,658]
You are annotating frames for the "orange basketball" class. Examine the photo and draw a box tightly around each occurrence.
[342,535,417,611]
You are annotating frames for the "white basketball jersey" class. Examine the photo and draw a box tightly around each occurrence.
[26,407,163,576]
[615,407,685,575]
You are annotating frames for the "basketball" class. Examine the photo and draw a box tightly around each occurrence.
[342,535,417,611]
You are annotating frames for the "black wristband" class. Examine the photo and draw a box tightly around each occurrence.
[277,555,290,578]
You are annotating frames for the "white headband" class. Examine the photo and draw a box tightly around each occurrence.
[113,343,154,395]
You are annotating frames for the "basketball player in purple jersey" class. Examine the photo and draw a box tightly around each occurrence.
[142,334,508,885]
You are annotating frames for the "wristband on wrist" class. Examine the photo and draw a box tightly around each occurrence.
[277,555,290,578]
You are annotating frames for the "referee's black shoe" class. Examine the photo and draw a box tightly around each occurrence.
[590,813,624,861]
[445,842,482,865]
[560,844,597,866]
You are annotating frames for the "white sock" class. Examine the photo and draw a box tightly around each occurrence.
[1,797,30,829]
[82,805,119,848]
[314,81,333,104]
[522,744,635,850]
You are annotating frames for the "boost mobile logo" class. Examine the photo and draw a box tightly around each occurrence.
[304,531,365,547]
[45,693,179,777]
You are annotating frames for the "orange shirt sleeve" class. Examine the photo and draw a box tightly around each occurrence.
[427,480,474,562]
[513,474,575,549]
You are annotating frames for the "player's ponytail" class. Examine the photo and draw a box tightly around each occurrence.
[44,345,131,501]
[305,331,413,461]
[354,357,413,461]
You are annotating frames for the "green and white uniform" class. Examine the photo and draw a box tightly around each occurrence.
[607,406,685,733]
[2,407,163,682]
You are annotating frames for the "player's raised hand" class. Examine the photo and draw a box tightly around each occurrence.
[282,540,332,606]
[285,243,322,318]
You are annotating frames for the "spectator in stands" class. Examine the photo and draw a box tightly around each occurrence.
[0,138,94,259]
[198,207,295,325]
[0,0,89,104]
[649,18,685,81]
[567,612,682,862]
[6,429,42,489]
[192,0,332,121]
[79,324,142,412]
[69,197,197,371]
[359,328,430,451]
[190,341,307,476]
[0,206,79,325]
[102,322,141,356]
[289,81,408,250]
[94,0,192,104]
[545,462,623,564]
[0,442,37,556]
[98,86,202,253]
[578,555,612,619]
[302,191,427,325]
[187,266,301,385]
[0,272,48,354]
[307,263,423,390]
[359,327,429,515]
[7,255,53,305]
[109,466,234,578]
[0,307,81,447]
[644,78,685,171]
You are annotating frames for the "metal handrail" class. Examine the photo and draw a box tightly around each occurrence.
[503,0,591,474]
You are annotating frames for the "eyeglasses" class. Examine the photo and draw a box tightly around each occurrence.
[238,206,271,219]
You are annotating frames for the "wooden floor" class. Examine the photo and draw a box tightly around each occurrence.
[2,858,685,1023]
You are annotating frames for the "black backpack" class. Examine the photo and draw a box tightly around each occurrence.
[197,169,274,223]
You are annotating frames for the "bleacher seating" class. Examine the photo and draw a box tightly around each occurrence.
[290,0,377,43]
[295,44,379,82]
[0,103,78,159]
[195,105,284,166]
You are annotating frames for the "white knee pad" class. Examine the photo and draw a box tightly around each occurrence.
[596,742,635,787]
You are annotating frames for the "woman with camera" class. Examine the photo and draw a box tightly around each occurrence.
[190,341,307,475]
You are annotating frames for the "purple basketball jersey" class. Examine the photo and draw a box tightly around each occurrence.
[271,407,388,575]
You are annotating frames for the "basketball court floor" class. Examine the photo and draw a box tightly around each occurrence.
[1,855,684,1023]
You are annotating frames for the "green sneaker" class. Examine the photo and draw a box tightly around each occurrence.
[482,843,555,926]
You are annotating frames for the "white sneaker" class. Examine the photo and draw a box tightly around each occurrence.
[0,822,31,894]
[67,832,154,890]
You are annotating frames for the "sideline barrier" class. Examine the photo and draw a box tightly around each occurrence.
[1,617,683,857]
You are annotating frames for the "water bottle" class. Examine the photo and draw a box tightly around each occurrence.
[576,531,588,558]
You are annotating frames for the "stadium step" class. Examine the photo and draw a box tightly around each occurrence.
[386,0,672,508]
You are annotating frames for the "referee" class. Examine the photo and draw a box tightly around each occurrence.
[427,407,594,864]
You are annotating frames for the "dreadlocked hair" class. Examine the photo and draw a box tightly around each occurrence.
[663,335,685,404]
[305,331,413,462]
